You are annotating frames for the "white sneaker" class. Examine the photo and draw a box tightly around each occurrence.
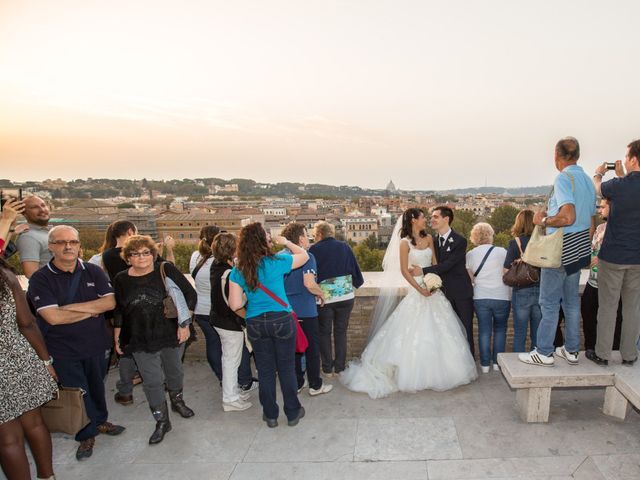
[222,399,252,412]
[297,378,309,393]
[518,349,555,367]
[555,346,579,365]
[309,383,333,396]
[492,363,500,372]
[481,365,490,374]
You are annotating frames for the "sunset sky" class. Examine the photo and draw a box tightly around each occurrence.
[1,1,638,190]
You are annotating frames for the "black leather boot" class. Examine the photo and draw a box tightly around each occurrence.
[169,389,195,418]
[149,402,172,445]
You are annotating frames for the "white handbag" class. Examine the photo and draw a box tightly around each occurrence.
[521,225,563,269]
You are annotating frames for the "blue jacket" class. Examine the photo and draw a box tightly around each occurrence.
[309,237,364,288]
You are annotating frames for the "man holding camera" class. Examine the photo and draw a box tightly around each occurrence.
[590,139,640,365]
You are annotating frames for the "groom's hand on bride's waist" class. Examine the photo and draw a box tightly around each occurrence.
[410,265,423,276]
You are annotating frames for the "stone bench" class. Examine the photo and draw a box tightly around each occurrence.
[602,363,640,420]
[497,352,622,423]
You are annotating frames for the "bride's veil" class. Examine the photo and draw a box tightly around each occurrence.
[366,215,407,342]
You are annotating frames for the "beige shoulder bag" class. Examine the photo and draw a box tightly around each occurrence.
[522,172,574,269]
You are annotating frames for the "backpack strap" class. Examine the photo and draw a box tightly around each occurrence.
[220,269,231,306]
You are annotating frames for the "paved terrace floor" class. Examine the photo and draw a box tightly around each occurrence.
[13,361,640,480]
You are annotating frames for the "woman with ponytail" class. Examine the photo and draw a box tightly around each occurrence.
[189,226,222,381]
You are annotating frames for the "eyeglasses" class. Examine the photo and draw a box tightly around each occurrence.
[128,250,152,258]
[49,240,80,246]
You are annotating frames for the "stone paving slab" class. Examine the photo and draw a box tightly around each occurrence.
[132,419,259,464]
[354,417,462,461]
[426,455,586,479]
[590,453,640,480]
[244,418,356,463]
[230,461,429,480]
[454,412,640,459]
[6,361,640,480]
[53,462,236,480]
[573,457,608,480]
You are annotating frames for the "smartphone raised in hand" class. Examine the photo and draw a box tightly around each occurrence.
[0,188,23,211]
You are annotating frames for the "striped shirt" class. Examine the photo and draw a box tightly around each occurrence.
[562,229,591,274]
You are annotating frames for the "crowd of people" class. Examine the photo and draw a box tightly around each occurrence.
[1,136,639,479]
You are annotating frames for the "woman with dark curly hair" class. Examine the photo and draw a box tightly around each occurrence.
[0,255,58,480]
[228,223,309,428]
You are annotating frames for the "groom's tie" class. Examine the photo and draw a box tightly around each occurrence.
[439,236,445,248]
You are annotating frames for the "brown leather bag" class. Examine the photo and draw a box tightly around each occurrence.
[159,262,178,319]
[41,387,90,435]
[503,237,540,288]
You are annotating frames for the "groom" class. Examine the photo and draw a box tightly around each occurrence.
[412,206,475,356]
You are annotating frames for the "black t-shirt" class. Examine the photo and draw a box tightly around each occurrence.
[102,247,129,282]
[209,260,244,332]
[600,171,640,264]
[113,262,197,354]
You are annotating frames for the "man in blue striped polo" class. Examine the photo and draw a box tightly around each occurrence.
[519,137,596,366]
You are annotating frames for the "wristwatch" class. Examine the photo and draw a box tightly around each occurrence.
[542,216,548,227]
[43,357,54,366]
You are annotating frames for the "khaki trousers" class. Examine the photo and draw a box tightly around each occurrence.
[595,259,640,361]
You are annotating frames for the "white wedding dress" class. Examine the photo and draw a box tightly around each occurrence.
[340,241,478,399]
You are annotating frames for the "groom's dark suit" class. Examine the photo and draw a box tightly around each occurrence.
[422,230,475,356]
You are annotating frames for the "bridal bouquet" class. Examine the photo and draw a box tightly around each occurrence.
[423,273,442,292]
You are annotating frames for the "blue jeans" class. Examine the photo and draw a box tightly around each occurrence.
[474,299,510,366]
[246,311,302,422]
[535,267,581,356]
[511,285,542,352]
[195,315,253,386]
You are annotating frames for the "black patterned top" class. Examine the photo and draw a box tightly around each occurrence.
[0,282,57,423]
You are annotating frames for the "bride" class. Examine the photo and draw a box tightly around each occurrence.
[340,208,478,399]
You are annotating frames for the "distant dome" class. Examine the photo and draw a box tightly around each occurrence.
[386,180,397,192]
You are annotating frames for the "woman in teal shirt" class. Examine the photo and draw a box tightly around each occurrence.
[229,223,308,427]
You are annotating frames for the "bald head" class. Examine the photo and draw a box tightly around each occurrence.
[23,196,50,226]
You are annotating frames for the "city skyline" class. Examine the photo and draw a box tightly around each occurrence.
[1,1,639,189]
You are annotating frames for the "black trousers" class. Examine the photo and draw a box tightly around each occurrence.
[55,351,109,441]
[581,283,622,351]
[450,296,475,357]
[295,316,322,390]
[318,299,355,374]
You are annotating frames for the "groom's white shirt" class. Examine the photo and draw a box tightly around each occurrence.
[438,228,452,245]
